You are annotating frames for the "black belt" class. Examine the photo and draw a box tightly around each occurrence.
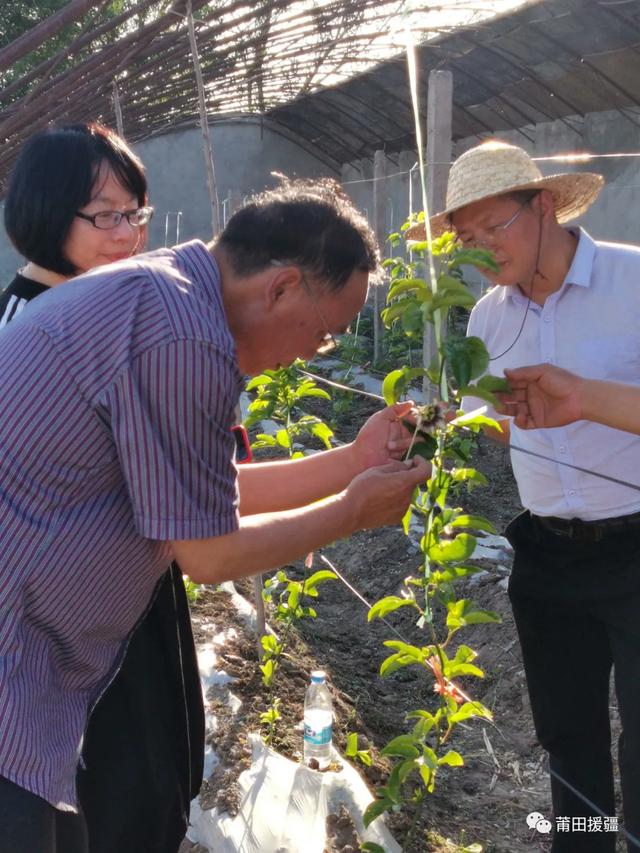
[532,510,640,543]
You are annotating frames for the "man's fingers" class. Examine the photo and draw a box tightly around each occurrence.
[376,457,430,478]
[391,400,415,418]
[504,365,547,383]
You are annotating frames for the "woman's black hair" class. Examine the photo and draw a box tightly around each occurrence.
[4,123,147,276]
[218,176,378,292]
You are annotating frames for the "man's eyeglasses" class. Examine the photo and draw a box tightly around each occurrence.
[75,206,154,230]
[299,274,340,355]
[456,195,536,249]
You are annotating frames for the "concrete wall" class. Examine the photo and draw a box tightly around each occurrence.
[0,116,338,283]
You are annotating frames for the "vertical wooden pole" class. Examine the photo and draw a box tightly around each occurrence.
[423,69,453,397]
[186,0,220,235]
[372,150,386,364]
[112,81,124,137]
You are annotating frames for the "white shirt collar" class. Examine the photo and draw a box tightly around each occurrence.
[505,226,595,306]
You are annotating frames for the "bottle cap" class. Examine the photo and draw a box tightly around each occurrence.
[310,670,326,683]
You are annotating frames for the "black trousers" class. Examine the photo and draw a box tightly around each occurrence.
[506,511,640,853]
[0,776,88,853]
[77,565,204,853]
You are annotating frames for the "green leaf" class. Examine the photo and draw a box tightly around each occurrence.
[427,533,477,564]
[458,385,499,407]
[401,502,413,535]
[428,275,477,315]
[381,299,417,329]
[381,735,420,759]
[422,745,438,770]
[381,366,428,406]
[451,411,503,431]
[430,564,484,584]
[450,247,500,272]
[297,387,332,401]
[245,374,275,390]
[379,649,425,677]
[383,640,426,657]
[448,701,493,724]
[309,421,334,448]
[287,585,300,611]
[303,570,336,593]
[446,599,502,630]
[438,750,464,767]
[449,514,496,534]
[253,433,277,447]
[275,429,291,449]
[260,634,279,654]
[368,596,418,621]
[259,706,281,725]
[346,732,358,756]
[476,374,511,393]
[419,764,436,793]
[363,796,393,827]
[401,301,424,336]
[387,277,432,302]
[407,709,437,737]
[444,336,490,387]
[407,435,438,462]
[382,369,406,405]
[447,662,484,678]
[260,659,274,686]
[361,844,386,853]
[451,468,488,489]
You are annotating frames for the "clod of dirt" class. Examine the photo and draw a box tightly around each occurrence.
[324,804,361,852]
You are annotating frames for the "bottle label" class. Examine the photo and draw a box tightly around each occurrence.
[304,720,333,746]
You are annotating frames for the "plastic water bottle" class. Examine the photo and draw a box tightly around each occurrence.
[303,670,333,769]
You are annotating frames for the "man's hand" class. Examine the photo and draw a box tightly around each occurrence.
[346,456,431,529]
[350,401,417,471]
[500,364,584,429]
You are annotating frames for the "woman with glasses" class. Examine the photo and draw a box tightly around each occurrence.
[1,123,203,853]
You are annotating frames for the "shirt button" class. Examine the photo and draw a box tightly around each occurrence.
[544,315,552,323]
[559,446,566,454]
[569,489,577,497]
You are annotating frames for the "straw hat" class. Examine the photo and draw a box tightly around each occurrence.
[406,140,603,239]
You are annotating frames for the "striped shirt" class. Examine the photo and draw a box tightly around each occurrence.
[0,240,242,810]
[0,273,48,328]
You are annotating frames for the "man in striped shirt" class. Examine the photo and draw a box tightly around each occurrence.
[0,179,427,851]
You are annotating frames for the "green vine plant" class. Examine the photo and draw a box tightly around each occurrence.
[362,227,510,846]
[243,363,338,745]
[259,561,336,744]
[244,358,334,458]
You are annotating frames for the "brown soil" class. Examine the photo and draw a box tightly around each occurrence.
[185,396,626,853]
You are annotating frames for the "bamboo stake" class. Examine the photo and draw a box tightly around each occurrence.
[112,80,124,137]
[186,0,220,236]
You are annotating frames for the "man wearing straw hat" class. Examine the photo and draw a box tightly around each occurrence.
[412,139,640,851]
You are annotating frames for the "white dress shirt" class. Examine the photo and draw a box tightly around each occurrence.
[462,228,640,520]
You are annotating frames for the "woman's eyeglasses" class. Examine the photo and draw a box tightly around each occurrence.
[75,206,154,230]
